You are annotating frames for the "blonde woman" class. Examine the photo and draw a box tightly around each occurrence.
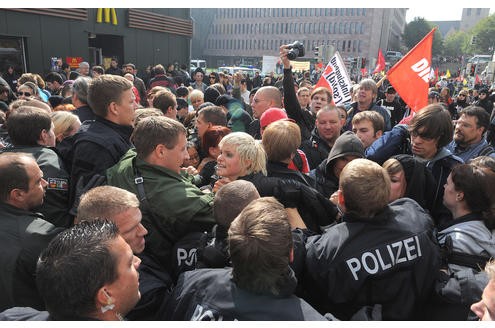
[50,111,81,144]
[215,132,337,233]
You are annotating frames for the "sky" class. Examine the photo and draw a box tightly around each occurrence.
[406,7,495,22]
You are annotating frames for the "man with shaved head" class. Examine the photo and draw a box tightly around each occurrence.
[248,86,283,139]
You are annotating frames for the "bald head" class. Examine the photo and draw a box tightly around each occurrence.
[252,86,283,119]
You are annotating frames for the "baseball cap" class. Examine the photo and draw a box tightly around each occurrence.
[259,107,295,131]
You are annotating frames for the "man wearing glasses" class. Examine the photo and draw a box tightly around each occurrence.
[446,106,495,162]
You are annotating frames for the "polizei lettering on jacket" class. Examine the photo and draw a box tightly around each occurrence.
[346,235,422,281]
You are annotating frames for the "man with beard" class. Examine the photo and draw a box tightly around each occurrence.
[446,106,494,162]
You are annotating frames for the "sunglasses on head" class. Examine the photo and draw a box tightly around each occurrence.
[17,91,32,97]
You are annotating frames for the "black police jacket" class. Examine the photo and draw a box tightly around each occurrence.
[57,117,133,209]
[1,146,72,228]
[0,203,63,312]
[241,172,338,233]
[300,129,332,170]
[163,268,328,320]
[304,198,441,320]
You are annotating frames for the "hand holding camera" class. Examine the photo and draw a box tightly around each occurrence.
[280,41,305,69]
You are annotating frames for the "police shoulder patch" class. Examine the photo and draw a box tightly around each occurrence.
[47,178,69,191]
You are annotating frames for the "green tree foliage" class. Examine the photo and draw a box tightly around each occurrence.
[403,17,443,55]
[470,13,495,54]
[444,31,470,57]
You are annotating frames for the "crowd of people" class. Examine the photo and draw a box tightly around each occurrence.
[0,43,495,321]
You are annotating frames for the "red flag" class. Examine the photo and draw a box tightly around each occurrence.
[360,68,368,76]
[372,49,385,74]
[434,68,439,83]
[475,74,481,85]
[387,28,436,113]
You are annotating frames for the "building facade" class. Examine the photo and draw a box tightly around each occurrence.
[0,8,192,76]
[191,8,407,70]
[460,8,490,31]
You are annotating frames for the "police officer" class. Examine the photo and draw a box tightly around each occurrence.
[304,159,440,320]
[2,106,72,227]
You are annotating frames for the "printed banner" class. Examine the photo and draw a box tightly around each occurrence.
[314,51,352,105]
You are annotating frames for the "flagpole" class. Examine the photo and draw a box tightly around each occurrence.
[376,75,388,88]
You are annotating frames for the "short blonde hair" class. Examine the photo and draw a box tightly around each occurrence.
[219,132,267,176]
[76,186,140,224]
[50,111,81,139]
[340,158,390,219]
[133,108,163,126]
[262,120,301,162]
[189,89,204,102]
[486,260,495,280]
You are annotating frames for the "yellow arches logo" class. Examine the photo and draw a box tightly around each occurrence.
[97,8,118,25]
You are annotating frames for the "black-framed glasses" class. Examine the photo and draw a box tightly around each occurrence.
[209,76,216,79]
[458,94,466,97]
[17,91,32,97]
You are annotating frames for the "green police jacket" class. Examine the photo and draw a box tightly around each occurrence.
[106,149,215,271]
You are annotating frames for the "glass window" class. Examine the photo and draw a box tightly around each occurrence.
[362,8,366,16]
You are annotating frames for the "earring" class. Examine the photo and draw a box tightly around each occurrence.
[100,290,115,313]
[100,303,115,313]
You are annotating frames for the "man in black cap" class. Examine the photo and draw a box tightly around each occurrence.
[376,86,405,127]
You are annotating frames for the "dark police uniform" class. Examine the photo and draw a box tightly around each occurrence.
[1,146,72,227]
[0,203,62,312]
[304,198,441,320]
[164,268,328,320]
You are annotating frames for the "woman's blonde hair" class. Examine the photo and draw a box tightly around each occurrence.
[219,132,267,176]
[50,111,80,141]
